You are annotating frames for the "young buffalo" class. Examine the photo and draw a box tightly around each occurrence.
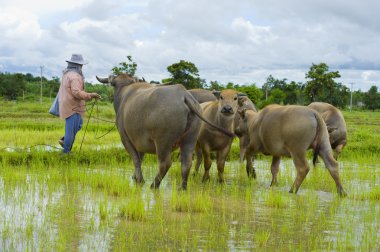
[236,105,346,196]
[194,89,245,182]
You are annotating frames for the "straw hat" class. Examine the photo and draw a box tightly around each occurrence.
[66,54,89,65]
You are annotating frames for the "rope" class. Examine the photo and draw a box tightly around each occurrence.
[1,100,116,153]
[78,100,96,152]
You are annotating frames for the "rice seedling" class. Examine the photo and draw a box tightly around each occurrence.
[254,230,271,247]
[1,100,379,251]
[118,190,146,221]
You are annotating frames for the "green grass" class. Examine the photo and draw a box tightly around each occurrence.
[0,100,379,251]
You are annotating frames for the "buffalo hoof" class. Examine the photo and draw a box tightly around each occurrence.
[288,188,297,194]
[132,174,145,184]
[201,175,210,183]
[150,183,159,189]
[270,180,278,187]
[247,171,256,179]
[338,188,347,197]
[150,178,161,189]
[180,182,187,190]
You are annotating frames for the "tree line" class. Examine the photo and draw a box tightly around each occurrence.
[1,59,379,111]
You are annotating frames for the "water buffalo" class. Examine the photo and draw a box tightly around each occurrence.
[96,74,233,190]
[194,89,245,182]
[188,89,217,103]
[236,104,346,196]
[308,102,347,160]
[235,96,258,162]
[188,89,258,163]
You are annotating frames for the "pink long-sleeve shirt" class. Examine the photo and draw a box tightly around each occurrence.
[58,71,92,119]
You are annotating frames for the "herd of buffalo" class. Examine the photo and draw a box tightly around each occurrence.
[96,74,347,197]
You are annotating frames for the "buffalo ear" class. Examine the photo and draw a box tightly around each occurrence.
[327,126,338,133]
[238,108,247,119]
[237,93,247,104]
[212,90,221,99]
[238,96,248,106]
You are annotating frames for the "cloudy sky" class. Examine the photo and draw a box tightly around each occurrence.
[1,0,380,91]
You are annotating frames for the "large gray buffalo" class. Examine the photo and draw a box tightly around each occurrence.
[188,89,217,103]
[308,102,347,160]
[194,89,246,182]
[236,104,346,196]
[96,74,233,189]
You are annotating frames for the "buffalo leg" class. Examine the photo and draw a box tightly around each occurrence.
[193,144,203,175]
[216,146,231,183]
[133,152,145,183]
[239,136,247,163]
[289,154,310,194]
[180,148,193,190]
[270,156,280,186]
[320,149,347,197]
[245,152,256,179]
[151,149,172,189]
[119,130,145,183]
[180,139,198,190]
[201,146,212,182]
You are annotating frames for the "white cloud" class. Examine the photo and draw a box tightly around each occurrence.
[0,0,379,91]
[0,0,92,15]
[0,8,42,48]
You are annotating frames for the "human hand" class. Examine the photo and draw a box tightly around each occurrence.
[90,93,101,99]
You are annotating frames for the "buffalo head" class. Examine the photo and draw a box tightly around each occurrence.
[96,73,139,87]
[212,90,246,116]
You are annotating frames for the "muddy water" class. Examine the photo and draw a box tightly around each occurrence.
[0,158,379,251]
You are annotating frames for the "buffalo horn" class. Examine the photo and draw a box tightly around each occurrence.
[96,76,109,83]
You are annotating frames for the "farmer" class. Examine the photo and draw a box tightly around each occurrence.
[58,54,101,154]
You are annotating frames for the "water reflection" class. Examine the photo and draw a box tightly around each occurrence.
[0,159,379,251]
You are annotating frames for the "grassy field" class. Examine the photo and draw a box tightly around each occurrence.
[0,99,379,251]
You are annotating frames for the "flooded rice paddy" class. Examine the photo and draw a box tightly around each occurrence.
[1,102,379,251]
[1,156,379,251]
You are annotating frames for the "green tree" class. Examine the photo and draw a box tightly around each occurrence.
[261,75,303,105]
[207,80,224,91]
[352,90,365,109]
[363,85,379,111]
[46,77,60,99]
[262,75,287,101]
[112,55,137,76]
[304,63,341,104]
[320,82,350,108]
[269,88,286,104]
[235,83,263,106]
[166,60,204,89]
[0,73,26,100]
[283,81,302,105]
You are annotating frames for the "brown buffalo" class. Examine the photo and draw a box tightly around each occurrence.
[308,102,347,160]
[194,89,245,182]
[237,105,346,196]
[188,89,258,163]
[235,96,258,162]
[188,89,217,103]
[96,74,233,190]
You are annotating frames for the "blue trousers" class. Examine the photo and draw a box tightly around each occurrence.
[63,113,83,153]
